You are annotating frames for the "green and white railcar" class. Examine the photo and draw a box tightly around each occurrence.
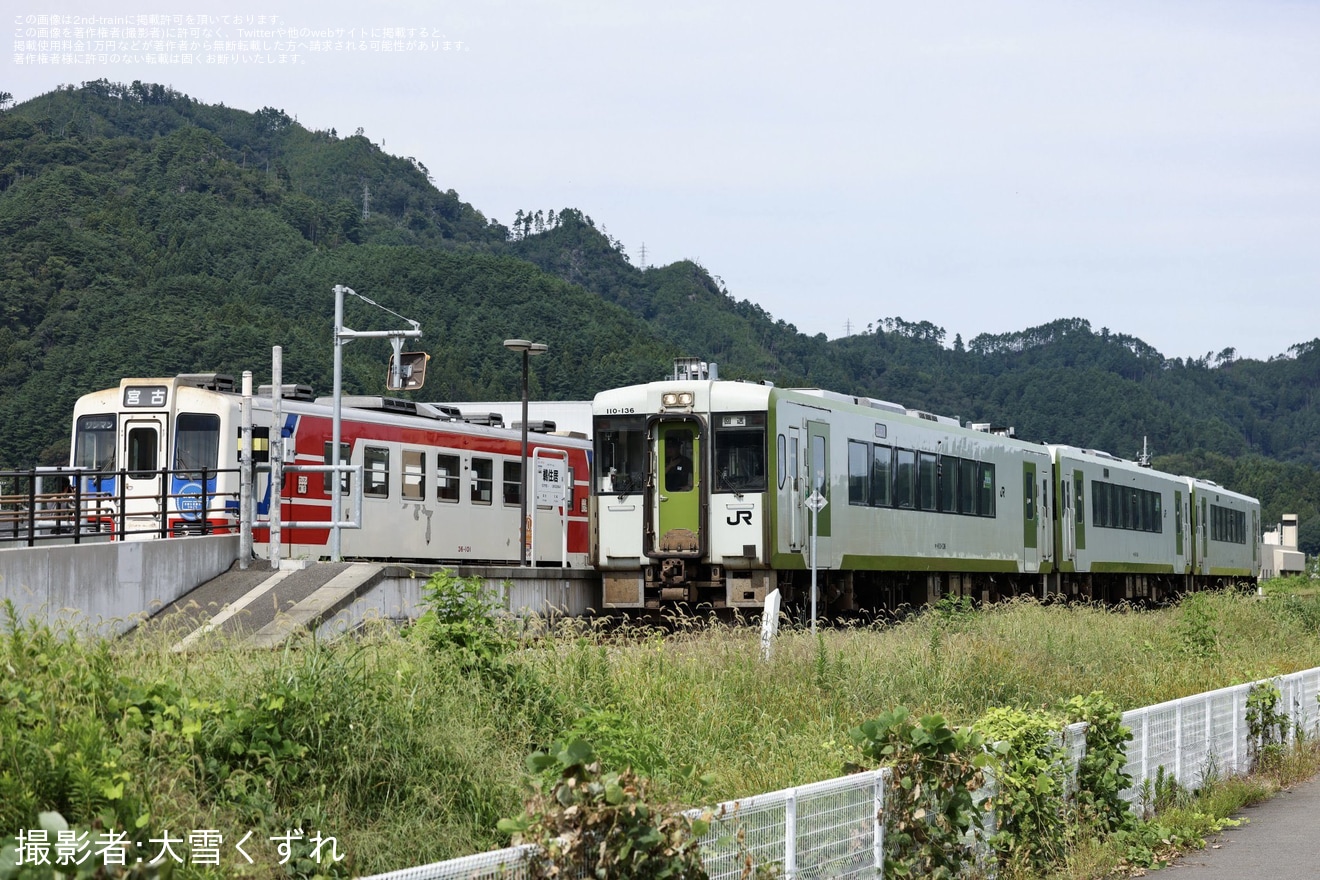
[1046,447,1260,600]
[1187,478,1260,581]
[1048,445,1189,600]
[592,375,1055,612]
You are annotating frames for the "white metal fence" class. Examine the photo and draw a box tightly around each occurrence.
[362,667,1320,880]
[1121,667,1320,805]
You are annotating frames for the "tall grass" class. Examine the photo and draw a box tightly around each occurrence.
[517,592,1320,803]
[4,588,1320,876]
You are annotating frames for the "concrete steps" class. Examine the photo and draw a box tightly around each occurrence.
[135,559,386,649]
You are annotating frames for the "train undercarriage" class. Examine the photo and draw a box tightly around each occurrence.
[616,561,1256,621]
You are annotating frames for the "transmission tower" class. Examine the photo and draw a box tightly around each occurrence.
[638,242,648,269]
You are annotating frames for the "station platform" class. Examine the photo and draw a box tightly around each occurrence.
[134,557,598,649]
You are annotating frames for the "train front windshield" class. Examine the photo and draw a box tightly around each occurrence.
[74,415,116,470]
[713,412,766,493]
[594,415,647,495]
[174,413,221,478]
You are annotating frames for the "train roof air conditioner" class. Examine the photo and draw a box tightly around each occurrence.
[461,412,506,428]
[907,409,962,427]
[970,423,1017,437]
[176,373,236,392]
[259,384,315,401]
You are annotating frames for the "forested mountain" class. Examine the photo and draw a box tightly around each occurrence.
[3,82,1318,552]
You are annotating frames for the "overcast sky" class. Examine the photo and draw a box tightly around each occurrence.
[10,0,1319,361]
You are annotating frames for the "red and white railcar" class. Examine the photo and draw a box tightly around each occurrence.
[69,374,591,565]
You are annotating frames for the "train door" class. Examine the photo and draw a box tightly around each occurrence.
[1022,462,1039,570]
[1197,496,1208,574]
[1061,469,1076,563]
[1174,489,1187,572]
[1073,471,1086,554]
[788,425,804,551]
[1040,472,1052,566]
[1252,509,1259,573]
[122,415,167,536]
[342,442,392,558]
[655,422,701,555]
[806,420,831,565]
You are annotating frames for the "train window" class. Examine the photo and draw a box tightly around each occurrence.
[848,441,869,506]
[977,462,996,517]
[175,413,220,478]
[74,415,117,470]
[503,461,522,506]
[1094,480,1166,534]
[402,450,425,501]
[1073,474,1084,526]
[939,455,958,513]
[811,434,827,497]
[789,435,799,490]
[1210,503,1244,543]
[126,426,158,477]
[959,458,976,515]
[1093,480,1108,527]
[471,458,493,505]
[437,454,460,502]
[1023,471,1035,521]
[713,412,766,494]
[364,446,389,498]
[593,415,646,495]
[777,434,786,490]
[323,442,351,495]
[665,429,695,493]
[917,453,938,511]
[870,444,892,508]
[893,449,915,509]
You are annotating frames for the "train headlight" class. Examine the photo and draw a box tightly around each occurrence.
[662,391,694,408]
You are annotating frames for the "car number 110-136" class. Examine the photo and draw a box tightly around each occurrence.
[603,408,635,415]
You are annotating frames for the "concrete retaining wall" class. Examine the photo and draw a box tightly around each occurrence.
[0,536,239,634]
[315,565,600,637]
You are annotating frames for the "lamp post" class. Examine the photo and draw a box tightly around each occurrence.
[503,339,548,566]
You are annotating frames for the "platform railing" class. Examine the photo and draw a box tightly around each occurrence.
[0,466,240,547]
